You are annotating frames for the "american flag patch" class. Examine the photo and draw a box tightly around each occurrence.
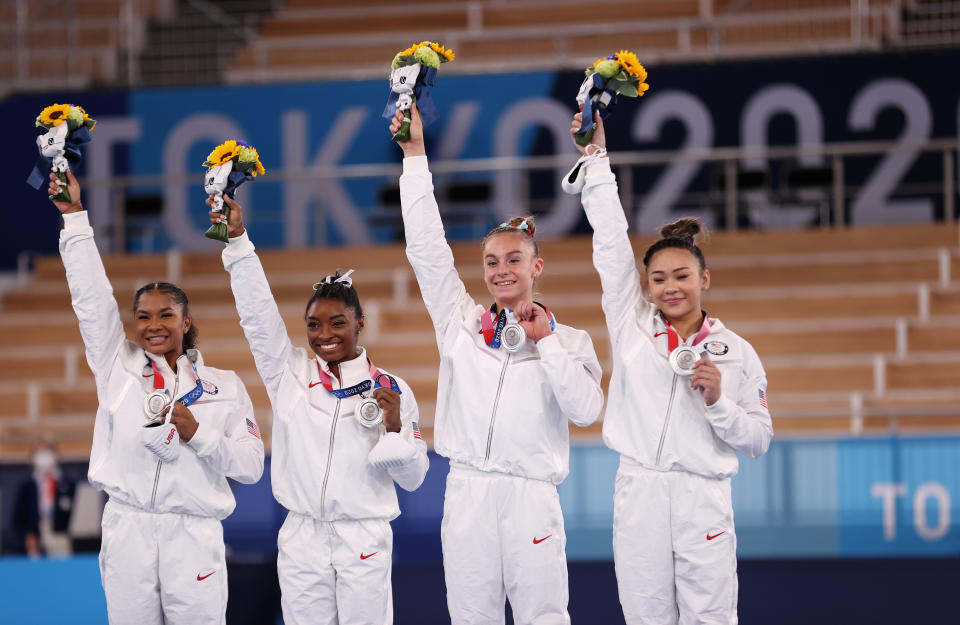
[411,421,422,440]
[758,389,768,409]
[246,418,261,439]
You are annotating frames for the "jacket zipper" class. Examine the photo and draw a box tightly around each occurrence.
[319,398,342,518]
[484,353,511,463]
[150,369,180,510]
[655,374,679,466]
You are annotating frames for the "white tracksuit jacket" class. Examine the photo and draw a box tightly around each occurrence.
[581,157,773,625]
[401,155,604,625]
[581,159,773,476]
[60,211,265,517]
[221,231,429,521]
[400,156,605,483]
[60,210,264,625]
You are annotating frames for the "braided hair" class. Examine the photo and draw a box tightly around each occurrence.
[481,216,539,257]
[133,282,199,350]
[306,269,364,319]
[641,218,708,272]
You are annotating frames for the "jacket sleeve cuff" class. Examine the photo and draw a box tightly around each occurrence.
[584,157,615,187]
[185,419,219,456]
[402,155,429,175]
[704,394,735,419]
[221,230,255,265]
[62,210,91,231]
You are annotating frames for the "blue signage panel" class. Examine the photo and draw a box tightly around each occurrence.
[3,49,958,267]
[559,436,960,560]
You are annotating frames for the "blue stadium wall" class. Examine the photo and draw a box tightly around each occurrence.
[2,48,958,269]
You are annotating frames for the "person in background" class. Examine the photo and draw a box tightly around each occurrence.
[13,440,75,557]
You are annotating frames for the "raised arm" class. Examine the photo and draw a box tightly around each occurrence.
[392,105,469,340]
[184,372,265,483]
[53,171,125,386]
[569,113,650,345]
[214,197,294,401]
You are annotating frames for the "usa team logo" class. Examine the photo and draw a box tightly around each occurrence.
[704,341,729,356]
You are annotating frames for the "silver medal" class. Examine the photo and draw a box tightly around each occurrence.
[501,322,527,353]
[143,389,171,420]
[356,397,383,428]
[669,346,700,376]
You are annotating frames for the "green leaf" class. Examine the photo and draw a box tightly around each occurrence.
[617,82,639,97]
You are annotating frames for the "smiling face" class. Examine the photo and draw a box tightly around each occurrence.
[646,247,710,326]
[135,290,191,359]
[482,232,543,310]
[306,298,364,368]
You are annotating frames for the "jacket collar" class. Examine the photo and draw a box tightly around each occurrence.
[655,310,724,339]
[315,347,369,387]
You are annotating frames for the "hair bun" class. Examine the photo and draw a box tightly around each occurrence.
[659,217,706,243]
[505,216,536,237]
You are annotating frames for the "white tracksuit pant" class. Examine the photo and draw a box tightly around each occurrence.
[613,460,738,625]
[442,465,570,625]
[98,499,228,625]
[278,512,394,625]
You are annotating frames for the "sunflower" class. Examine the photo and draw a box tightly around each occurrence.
[36,103,71,128]
[76,105,96,129]
[428,42,455,62]
[400,41,428,57]
[615,49,647,82]
[204,140,239,168]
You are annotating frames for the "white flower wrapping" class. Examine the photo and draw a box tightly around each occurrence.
[204,160,235,213]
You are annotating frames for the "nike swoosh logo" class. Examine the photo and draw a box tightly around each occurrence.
[533,535,551,545]
[196,571,216,581]
[654,332,668,338]
[360,552,377,560]
[308,381,324,388]
[706,531,726,541]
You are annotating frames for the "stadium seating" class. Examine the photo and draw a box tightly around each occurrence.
[1,221,957,460]
[225,0,901,82]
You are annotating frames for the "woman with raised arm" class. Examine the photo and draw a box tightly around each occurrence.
[566,111,774,624]
[210,195,428,625]
[390,105,604,624]
[52,171,264,625]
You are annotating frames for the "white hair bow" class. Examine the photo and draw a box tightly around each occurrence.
[313,269,355,291]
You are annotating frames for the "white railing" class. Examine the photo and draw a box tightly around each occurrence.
[71,135,959,255]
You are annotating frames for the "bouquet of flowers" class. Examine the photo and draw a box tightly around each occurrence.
[574,50,650,146]
[26,103,96,202]
[202,139,266,242]
[381,41,454,142]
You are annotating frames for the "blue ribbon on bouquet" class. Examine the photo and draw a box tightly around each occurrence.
[380,65,440,126]
[223,169,255,199]
[25,126,92,190]
[578,73,620,138]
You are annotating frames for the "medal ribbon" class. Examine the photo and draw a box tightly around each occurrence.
[663,313,711,354]
[150,360,204,408]
[313,358,401,399]
[480,303,556,349]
